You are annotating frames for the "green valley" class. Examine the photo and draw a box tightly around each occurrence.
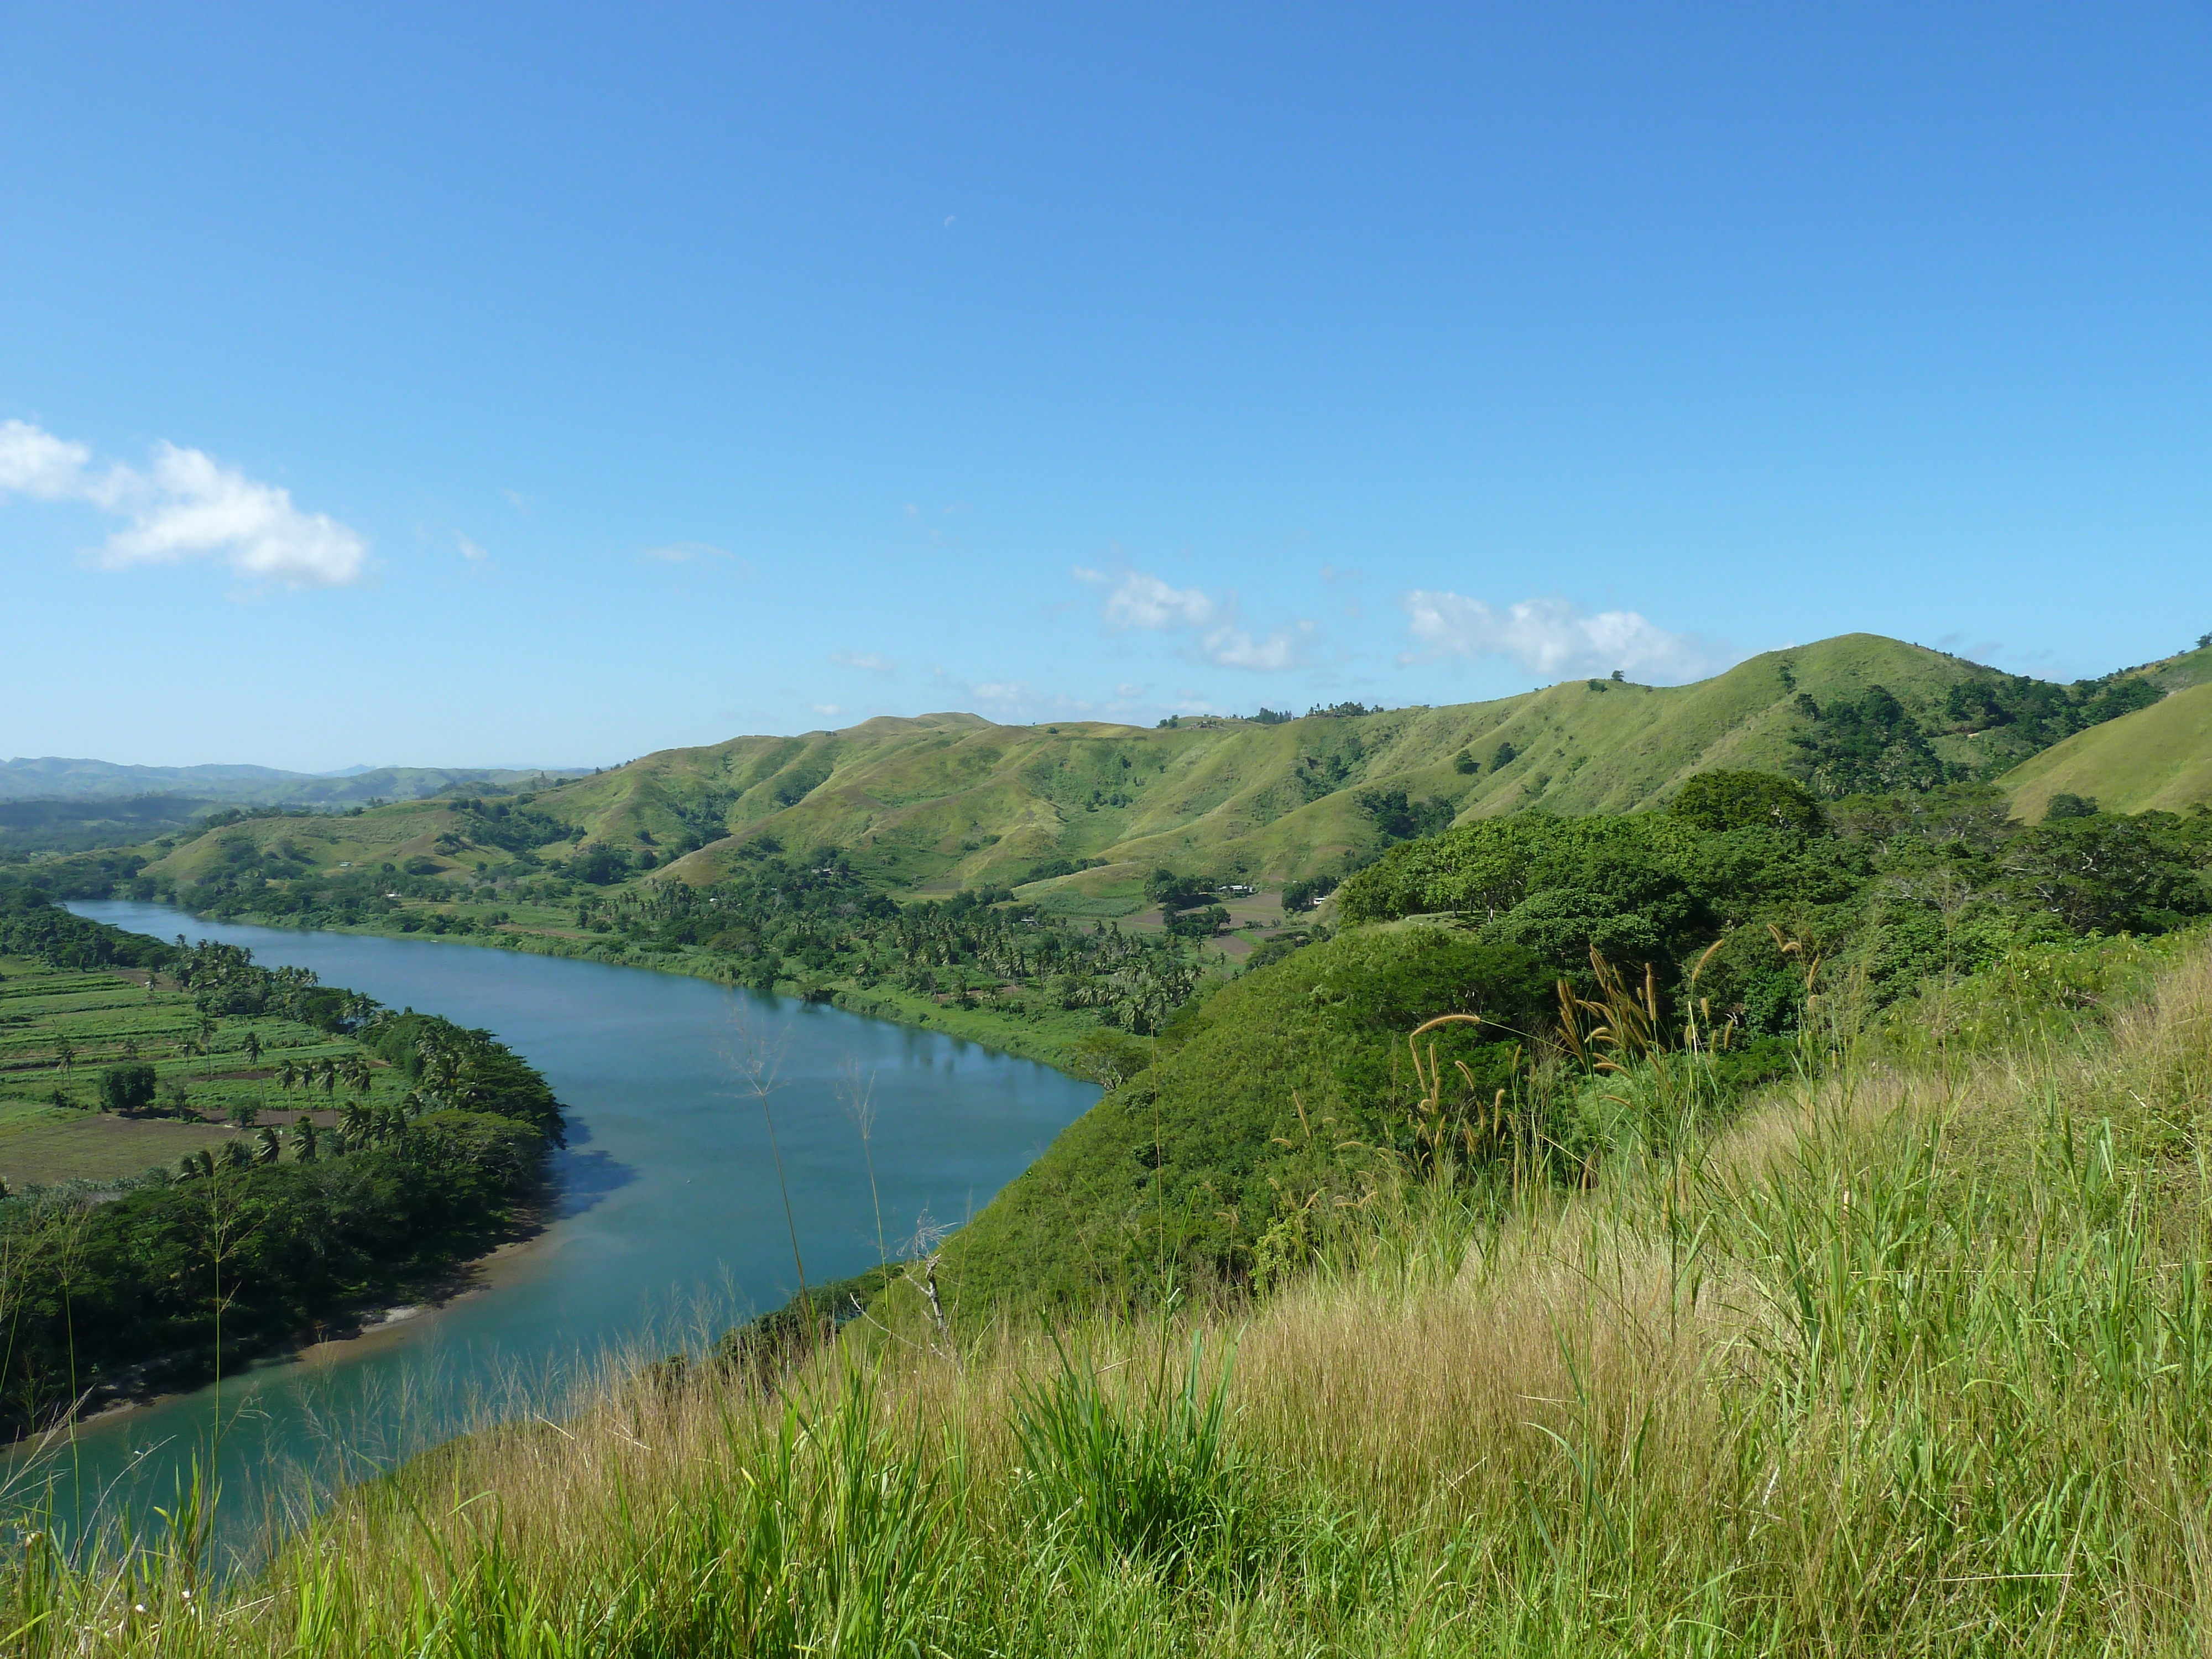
[11,629,2202,1074]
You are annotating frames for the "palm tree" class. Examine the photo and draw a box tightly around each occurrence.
[52,1036,74,1077]
[278,1059,298,1094]
[243,1030,263,1067]
[254,1125,282,1165]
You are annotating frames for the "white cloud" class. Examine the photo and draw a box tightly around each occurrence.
[1073,565,1309,671]
[831,650,898,674]
[1203,623,1309,671]
[813,703,846,717]
[638,540,731,564]
[1077,566,1220,630]
[504,489,529,514]
[0,420,97,500]
[457,534,489,562]
[0,420,368,588]
[1399,592,1726,682]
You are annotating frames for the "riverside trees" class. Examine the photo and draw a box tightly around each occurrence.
[578,862,1206,1035]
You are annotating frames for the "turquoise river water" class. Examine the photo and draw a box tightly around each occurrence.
[15,901,1097,1555]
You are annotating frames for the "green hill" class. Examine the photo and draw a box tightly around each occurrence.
[122,629,2203,914]
[2127,639,2212,696]
[2002,676,2212,821]
[135,634,2021,900]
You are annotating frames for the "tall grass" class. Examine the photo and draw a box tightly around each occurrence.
[8,936,2212,1654]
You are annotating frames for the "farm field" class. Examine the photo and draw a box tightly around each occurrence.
[0,953,401,1189]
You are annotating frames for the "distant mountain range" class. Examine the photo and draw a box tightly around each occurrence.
[0,758,588,806]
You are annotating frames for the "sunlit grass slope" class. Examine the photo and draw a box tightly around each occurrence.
[21,931,2212,1655]
[140,799,504,886]
[2001,677,2212,821]
[140,633,2009,895]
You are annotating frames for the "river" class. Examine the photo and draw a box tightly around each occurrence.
[17,901,1097,1556]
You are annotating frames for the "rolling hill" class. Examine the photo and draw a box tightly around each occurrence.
[135,633,2038,900]
[2001,673,2212,821]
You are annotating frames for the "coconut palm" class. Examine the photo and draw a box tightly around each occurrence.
[52,1036,74,1076]
[292,1114,319,1162]
[243,1030,263,1067]
[254,1125,282,1165]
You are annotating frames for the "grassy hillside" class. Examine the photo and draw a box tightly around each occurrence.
[2002,676,2212,821]
[2128,638,2212,696]
[18,927,2212,1653]
[126,634,2017,904]
[938,783,2212,1316]
[136,796,549,887]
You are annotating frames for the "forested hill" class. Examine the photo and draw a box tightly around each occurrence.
[112,632,2194,904]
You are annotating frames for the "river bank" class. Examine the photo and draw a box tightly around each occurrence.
[141,900,1133,1075]
[17,901,1100,1546]
[34,1224,553,1455]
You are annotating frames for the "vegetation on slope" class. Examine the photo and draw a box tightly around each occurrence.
[11,629,2192,1073]
[2002,677,2212,821]
[940,774,2212,1314]
[25,633,2163,917]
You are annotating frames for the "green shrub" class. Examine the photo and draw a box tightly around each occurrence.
[97,1061,156,1114]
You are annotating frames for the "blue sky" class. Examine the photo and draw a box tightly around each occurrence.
[3,4,2207,771]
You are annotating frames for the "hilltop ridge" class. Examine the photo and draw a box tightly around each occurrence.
[116,632,2104,902]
